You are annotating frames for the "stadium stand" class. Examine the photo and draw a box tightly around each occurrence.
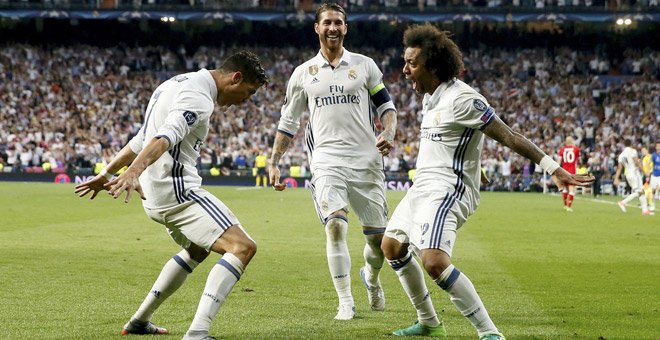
[0,5,657,192]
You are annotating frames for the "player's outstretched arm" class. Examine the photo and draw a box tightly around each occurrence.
[74,145,138,200]
[105,137,169,203]
[376,109,397,156]
[551,167,595,189]
[269,131,293,191]
[483,115,594,186]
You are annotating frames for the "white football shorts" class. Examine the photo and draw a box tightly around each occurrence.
[626,172,644,192]
[386,188,469,257]
[310,167,387,227]
[144,188,241,251]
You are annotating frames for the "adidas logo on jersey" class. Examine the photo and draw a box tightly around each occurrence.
[311,77,319,84]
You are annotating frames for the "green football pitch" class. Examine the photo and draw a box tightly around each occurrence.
[0,182,657,339]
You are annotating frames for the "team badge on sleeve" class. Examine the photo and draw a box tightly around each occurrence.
[183,111,197,126]
[473,99,487,111]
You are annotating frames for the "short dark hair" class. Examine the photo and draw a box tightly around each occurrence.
[624,139,632,147]
[315,2,347,23]
[219,50,269,86]
[403,24,463,83]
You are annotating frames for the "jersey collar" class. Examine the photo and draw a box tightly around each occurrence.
[316,48,351,68]
[200,68,218,103]
[424,78,456,109]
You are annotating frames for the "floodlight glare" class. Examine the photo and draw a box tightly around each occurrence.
[616,18,624,25]
[624,18,631,25]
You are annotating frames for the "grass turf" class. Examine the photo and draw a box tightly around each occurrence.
[0,182,657,339]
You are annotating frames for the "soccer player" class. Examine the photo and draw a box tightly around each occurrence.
[558,136,580,212]
[613,139,650,215]
[382,24,594,339]
[641,146,655,214]
[254,150,268,187]
[268,2,397,320]
[650,142,660,213]
[74,51,268,339]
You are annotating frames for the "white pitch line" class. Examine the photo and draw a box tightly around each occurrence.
[548,192,646,210]
[236,187,266,191]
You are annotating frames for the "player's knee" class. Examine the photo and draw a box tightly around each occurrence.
[225,237,257,264]
[421,253,451,279]
[381,236,406,261]
[364,232,383,249]
[325,218,347,242]
[186,244,211,263]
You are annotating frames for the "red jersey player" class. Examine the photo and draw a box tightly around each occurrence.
[558,136,581,212]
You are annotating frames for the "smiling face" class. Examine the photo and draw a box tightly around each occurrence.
[314,10,347,52]
[403,47,438,95]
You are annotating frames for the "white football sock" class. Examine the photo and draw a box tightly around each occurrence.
[133,250,198,322]
[186,253,244,337]
[326,217,353,306]
[637,193,649,212]
[389,252,440,327]
[362,230,385,287]
[622,192,640,204]
[435,265,498,337]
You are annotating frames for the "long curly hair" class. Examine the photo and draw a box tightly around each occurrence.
[403,24,464,83]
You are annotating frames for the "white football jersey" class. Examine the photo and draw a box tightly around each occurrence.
[413,79,496,216]
[618,147,641,177]
[278,49,395,172]
[128,69,216,209]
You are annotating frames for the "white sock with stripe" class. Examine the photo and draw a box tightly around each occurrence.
[435,265,498,337]
[325,217,353,306]
[133,250,198,322]
[388,252,440,327]
[186,253,244,337]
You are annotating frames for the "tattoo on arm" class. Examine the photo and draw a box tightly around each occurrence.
[380,109,397,141]
[485,116,545,164]
[270,133,293,165]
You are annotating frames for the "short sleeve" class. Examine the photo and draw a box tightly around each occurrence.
[127,128,144,154]
[365,58,384,91]
[278,66,308,137]
[453,91,496,131]
[155,88,214,149]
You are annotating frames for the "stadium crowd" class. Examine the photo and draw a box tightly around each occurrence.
[0,43,658,191]
[2,0,657,10]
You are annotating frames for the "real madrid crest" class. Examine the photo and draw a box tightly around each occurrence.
[348,69,357,80]
[309,65,319,76]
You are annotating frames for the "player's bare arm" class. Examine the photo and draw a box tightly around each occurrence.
[376,109,397,156]
[268,131,293,191]
[483,115,594,187]
[105,137,169,203]
[74,145,138,199]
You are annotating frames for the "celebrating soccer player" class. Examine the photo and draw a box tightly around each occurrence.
[382,24,594,339]
[268,2,397,320]
[75,51,268,339]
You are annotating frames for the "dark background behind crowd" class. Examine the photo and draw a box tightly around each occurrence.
[0,10,658,193]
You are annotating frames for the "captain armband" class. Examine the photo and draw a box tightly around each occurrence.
[369,83,396,118]
[539,155,560,175]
